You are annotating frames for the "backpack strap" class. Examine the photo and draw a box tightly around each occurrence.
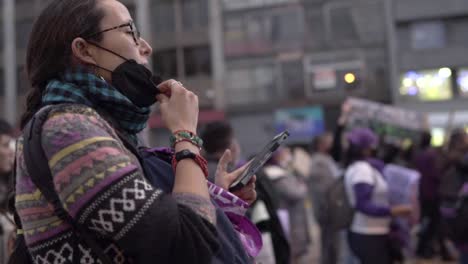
[22,106,113,264]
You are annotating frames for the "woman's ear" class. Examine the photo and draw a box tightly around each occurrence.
[71,38,97,65]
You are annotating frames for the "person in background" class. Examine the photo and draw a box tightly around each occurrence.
[413,131,452,260]
[344,128,412,264]
[331,100,352,163]
[264,147,311,263]
[200,121,241,183]
[308,132,341,264]
[439,129,468,264]
[0,119,15,263]
[199,121,258,263]
[247,165,291,264]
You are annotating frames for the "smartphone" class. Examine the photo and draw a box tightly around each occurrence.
[229,131,290,192]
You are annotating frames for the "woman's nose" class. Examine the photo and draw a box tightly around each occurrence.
[139,38,153,57]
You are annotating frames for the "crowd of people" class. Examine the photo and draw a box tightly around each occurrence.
[0,0,466,263]
[227,101,468,264]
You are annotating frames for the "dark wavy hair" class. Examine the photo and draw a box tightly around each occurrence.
[200,121,234,155]
[20,0,105,129]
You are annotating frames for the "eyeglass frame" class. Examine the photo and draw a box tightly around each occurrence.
[82,21,141,45]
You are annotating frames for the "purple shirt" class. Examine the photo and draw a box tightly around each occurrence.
[413,149,441,201]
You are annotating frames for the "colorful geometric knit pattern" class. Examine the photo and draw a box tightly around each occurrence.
[15,104,215,263]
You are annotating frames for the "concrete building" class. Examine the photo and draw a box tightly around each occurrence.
[221,0,391,153]
[2,0,467,152]
[389,0,468,142]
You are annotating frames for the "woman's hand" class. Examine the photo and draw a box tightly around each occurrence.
[215,150,257,205]
[156,80,199,133]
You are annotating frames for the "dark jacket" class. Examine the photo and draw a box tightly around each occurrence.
[141,150,252,264]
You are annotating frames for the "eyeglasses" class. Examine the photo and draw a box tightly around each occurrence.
[83,21,141,45]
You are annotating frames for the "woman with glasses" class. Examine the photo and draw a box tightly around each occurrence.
[11,0,256,263]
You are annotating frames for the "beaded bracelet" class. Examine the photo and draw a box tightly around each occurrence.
[170,130,203,150]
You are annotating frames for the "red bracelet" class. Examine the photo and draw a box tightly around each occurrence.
[171,151,209,178]
[173,138,202,150]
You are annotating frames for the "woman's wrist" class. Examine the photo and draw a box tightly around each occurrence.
[174,141,200,154]
[170,130,203,150]
[170,127,197,134]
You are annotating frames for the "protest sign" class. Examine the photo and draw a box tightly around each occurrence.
[346,97,428,143]
[383,164,420,206]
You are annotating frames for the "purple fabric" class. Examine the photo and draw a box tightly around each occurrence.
[367,158,385,175]
[207,182,263,257]
[413,149,440,201]
[225,212,263,258]
[461,183,468,196]
[346,128,378,149]
[144,147,174,155]
[440,206,457,218]
[353,183,391,217]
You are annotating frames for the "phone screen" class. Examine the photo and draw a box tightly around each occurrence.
[229,131,289,192]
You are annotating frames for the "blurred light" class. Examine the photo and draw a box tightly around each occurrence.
[416,77,427,87]
[403,78,413,87]
[438,67,452,78]
[433,76,444,86]
[431,128,445,147]
[344,73,356,84]
[406,71,419,79]
[408,86,418,96]
[458,73,468,92]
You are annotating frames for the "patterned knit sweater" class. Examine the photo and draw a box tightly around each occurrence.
[15,104,219,263]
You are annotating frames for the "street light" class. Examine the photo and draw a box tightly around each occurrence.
[344,73,356,84]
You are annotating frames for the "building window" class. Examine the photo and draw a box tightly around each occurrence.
[184,46,211,77]
[400,68,453,101]
[281,60,304,99]
[271,8,304,49]
[245,14,273,53]
[16,19,33,49]
[226,63,277,105]
[154,49,178,79]
[152,0,175,34]
[305,9,325,49]
[224,16,247,56]
[181,0,208,31]
[410,21,446,50]
[224,13,274,56]
[327,5,358,43]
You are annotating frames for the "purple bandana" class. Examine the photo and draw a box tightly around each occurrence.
[207,182,263,257]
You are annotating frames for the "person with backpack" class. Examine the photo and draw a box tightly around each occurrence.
[246,167,291,264]
[439,129,468,264]
[308,132,341,264]
[9,0,257,263]
[344,128,412,264]
[263,147,311,263]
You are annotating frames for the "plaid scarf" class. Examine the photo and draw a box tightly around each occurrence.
[42,67,151,137]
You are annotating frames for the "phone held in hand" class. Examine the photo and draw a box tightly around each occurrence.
[229,131,290,192]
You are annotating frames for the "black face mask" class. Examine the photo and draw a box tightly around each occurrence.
[112,59,163,107]
[87,42,163,107]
